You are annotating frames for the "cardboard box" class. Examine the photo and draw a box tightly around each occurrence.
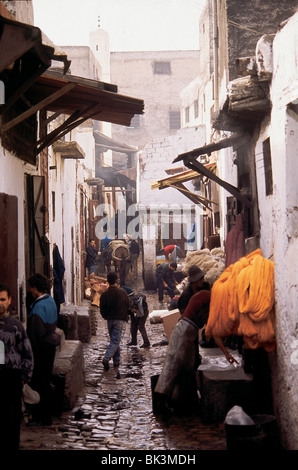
[160,309,180,340]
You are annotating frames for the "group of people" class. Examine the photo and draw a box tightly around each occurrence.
[0,273,60,451]
[98,271,150,372]
[85,236,140,279]
[98,254,238,417]
[154,264,238,415]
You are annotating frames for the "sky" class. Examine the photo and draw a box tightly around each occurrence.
[32,0,207,51]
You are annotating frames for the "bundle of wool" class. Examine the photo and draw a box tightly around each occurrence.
[182,248,226,285]
[205,249,276,351]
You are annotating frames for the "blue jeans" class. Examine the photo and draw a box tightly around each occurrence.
[104,319,126,365]
[87,265,97,276]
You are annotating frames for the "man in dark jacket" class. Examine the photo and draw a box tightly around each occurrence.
[99,272,129,370]
[27,273,59,426]
[177,265,210,314]
[156,262,177,304]
[0,283,33,450]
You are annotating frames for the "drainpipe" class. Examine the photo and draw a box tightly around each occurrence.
[213,0,219,112]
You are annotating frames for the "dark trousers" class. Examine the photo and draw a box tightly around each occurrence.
[156,277,175,302]
[31,342,56,425]
[0,369,22,451]
[130,313,150,345]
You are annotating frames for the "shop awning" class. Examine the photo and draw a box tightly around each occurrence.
[172,133,253,208]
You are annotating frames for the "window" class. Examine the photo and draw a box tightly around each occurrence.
[169,111,180,130]
[153,61,171,75]
[52,191,56,222]
[262,138,273,196]
[194,100,199,119]
[185,106,190,124]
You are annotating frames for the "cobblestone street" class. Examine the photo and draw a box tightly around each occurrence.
[19,274,227,454]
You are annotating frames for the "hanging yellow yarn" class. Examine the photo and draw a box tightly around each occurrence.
[206,249,276,351]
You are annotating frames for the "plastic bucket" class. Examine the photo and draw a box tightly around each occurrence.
[225,414,279,450]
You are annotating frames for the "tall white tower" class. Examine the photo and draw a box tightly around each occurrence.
[89,20,111,84]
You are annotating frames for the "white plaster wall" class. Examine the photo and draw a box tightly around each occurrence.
[0,148,38,313]
[48,123,95,305]
[256,12,298,449]
[216,145,238,246]
[138,126,206,248]
[139,126,205,206]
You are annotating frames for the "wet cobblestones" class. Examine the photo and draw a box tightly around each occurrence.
[19,277,227,452]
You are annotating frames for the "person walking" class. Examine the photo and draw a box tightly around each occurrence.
[85,239,98,277]
[127,291,150,348]
[26,273,60,426]
[155,262,178,306]
[99,272,129,370]
[128,237,139,279]
[0,283,34,450]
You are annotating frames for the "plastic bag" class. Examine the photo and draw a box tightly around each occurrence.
[225,406,254,425]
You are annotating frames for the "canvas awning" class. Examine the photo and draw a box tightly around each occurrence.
[172,133,253,208]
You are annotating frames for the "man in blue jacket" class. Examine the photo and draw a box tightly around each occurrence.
[27,273,59,426]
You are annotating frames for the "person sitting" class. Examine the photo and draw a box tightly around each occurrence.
[154,289,238,415]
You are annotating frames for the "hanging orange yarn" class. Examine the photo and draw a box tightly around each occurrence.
[206,249,276,351]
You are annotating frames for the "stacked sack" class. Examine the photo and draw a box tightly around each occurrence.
[182,247,226,286]
[205,249,276,351]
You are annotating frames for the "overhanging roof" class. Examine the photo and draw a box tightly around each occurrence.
[0,15,52,73]
[0,15,70,163]
[97,167,136,189]
[93,129,138,154]
[151,165,218,210]
[27,70,144,128]
[0,68,144,156]
[172,133,253,208]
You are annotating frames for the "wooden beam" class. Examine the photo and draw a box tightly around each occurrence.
[0,63,48,115]
[187,159,253,208]
[35,104,103,155]
[0,82,76,133]
[173,133,245,163]
[173,182,213,210]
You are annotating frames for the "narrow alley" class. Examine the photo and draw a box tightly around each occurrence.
[19,274,227,454]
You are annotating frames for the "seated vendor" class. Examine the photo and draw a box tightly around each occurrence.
[154,290,238,415]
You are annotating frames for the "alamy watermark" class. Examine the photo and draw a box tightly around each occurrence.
[94,202,197,243]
